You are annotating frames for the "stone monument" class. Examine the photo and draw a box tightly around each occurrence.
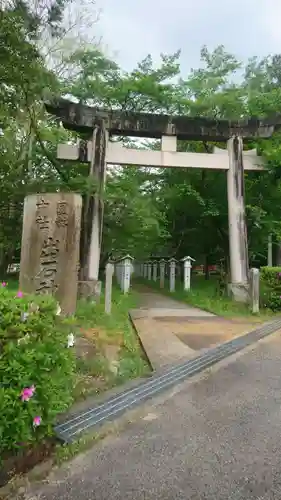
[19,193,82,315]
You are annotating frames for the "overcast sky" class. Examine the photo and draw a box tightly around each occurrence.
[94,0,281,74]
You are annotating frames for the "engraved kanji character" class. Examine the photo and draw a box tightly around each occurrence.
[36,197,50,209]
[35,215,50,230]
[55,201,68,227]
[36,278,57,293]
[40,239,59,264]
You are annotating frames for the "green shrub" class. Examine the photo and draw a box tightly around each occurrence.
[260,267,281,311]
[0,283,75,456]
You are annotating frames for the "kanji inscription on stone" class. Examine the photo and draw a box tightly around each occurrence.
[55,200,69,227]
[35,197,51,230]
[19,193,82,315]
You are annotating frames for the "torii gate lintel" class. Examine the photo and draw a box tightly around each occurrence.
[45,98,280,141]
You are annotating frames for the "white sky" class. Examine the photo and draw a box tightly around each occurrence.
[93,0,281,73]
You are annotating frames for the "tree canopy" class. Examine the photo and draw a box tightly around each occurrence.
[2,2,281,275]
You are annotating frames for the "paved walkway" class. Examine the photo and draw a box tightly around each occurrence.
[24,330,281,500]
[133,286,215,317]
[130,285,215,370]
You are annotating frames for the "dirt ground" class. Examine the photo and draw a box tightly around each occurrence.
[153,316,261,351]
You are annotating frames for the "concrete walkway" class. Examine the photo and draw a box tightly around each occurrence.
[130,286,215,370]
[24,329,281,500]
[134,286,215,317]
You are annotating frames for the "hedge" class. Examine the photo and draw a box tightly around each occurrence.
[0,283,75,455]
[260,266,281,311]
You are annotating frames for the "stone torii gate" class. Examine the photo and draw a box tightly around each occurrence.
[46,99,280,302]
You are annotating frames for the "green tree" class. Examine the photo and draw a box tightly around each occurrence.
[0,0,71,274]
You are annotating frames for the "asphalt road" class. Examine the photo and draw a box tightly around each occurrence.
[25,332,281,499]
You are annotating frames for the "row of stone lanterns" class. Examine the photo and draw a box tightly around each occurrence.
[111,255,259,314]
[110,255,196,295]
[136,256,195,292]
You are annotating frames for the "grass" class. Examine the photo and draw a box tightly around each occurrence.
[72,286,151,401]
[51,287,151,469]
[136,275,277,320]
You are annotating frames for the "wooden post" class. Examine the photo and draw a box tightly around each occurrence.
[177,262,181,281]
[130,260,135,278]
[115,261,120,286]
[169,258,177,292]
[19,193,82,315]
[105,262,114,314]
[147,261,152,281]
[182,256,195,291]
[250,268,259,314]
[159,259,166,288]
[268,234,273,267]
[152,260,158,281]
[143,262,148,279]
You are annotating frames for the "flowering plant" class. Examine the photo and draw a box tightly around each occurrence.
[260,266,281,311]
[21,385,35,402]
[0,285,75,454]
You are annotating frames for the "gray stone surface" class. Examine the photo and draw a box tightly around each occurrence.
[129,287,214,369]
[24,332,281,499]
[130,307,214,318]
[130,315,196,370]
[135,289,215,317]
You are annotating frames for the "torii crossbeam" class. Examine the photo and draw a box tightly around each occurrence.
[45,98,281,140]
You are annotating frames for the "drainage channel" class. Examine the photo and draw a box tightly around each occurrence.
[55,318,281,443]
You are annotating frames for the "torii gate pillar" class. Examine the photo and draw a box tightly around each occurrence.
[78,124,107,292]
[226,136,249,302]
[215,139,250,301]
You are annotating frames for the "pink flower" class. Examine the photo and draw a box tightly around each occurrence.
[1,282,6,287]
[16,291,23,298]
[33,416,41,427]
[20,385,35,402]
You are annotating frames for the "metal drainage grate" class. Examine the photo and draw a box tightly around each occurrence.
[55,318,281,443]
